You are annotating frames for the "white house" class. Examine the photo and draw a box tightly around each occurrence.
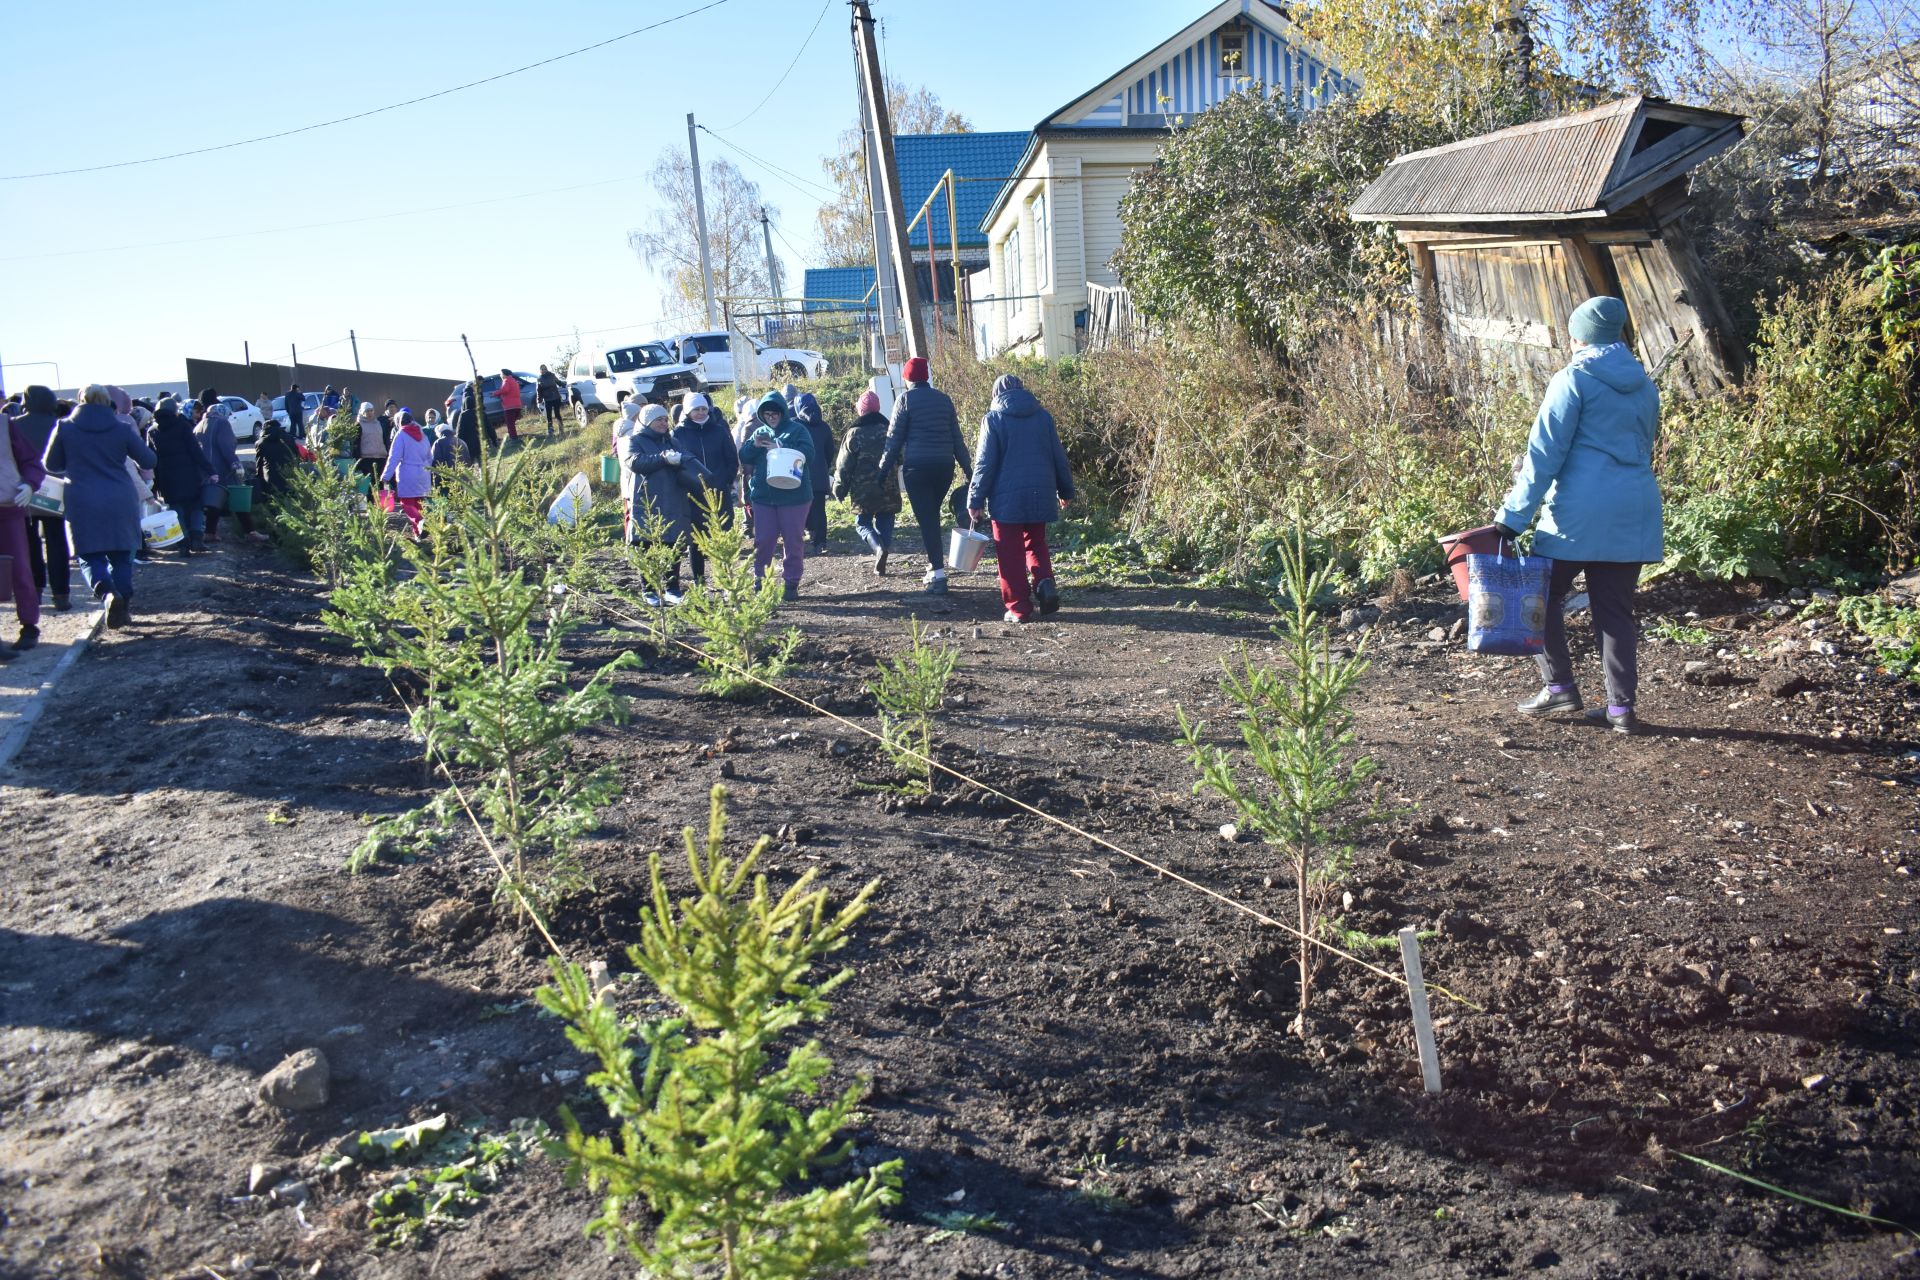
[974,0,1352,358]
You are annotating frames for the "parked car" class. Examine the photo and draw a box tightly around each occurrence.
[444,372,540,429]
[269,392,324,432]
[218,395,264,441]
[663,330,828,386]
[565,342,703,422]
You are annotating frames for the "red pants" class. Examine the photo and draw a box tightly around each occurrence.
[502,407,521,438]
[991,520,1053,618]
[396,496,423,536]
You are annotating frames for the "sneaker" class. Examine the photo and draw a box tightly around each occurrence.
[1003,610,1031,625]
[246,530,270,544]
[1585,706,1642,735]
[782,583,800,602]
[662,590,684,607]
[1517,686,1582,716]
[105,593,131,630]
[641,591,663,608]
[1034,577,1061,616]
[14,626,39,652]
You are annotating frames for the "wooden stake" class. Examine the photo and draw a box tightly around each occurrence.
[1398,927,1443,1094]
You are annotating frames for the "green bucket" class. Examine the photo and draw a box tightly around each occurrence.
[333,457,354,478]
[599,454,619,484]
[354,474,372,495]
[226,484,254,513]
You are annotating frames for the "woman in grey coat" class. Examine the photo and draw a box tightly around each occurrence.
[43,385,157,629]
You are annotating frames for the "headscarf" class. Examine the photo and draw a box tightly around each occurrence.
[398,411,423,441]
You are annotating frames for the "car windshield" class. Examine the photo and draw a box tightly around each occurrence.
[606,345,669,373]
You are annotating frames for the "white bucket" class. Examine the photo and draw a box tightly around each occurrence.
[26,476,66,517]
[142,508,184,548]
[765,446,805,490]
[949,528,993,574]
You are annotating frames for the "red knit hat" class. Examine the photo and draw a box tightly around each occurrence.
[903,356,930,383]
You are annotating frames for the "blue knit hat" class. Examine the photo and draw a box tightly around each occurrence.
[1569,296,1627,346]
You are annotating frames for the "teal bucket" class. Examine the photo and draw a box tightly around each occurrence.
[333,457,354,478]
[226,484,254,513]
[354,474,372,495]
[599,454,619,484]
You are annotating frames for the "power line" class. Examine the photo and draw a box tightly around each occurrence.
[697,124,839,202]
[769,219,817,271]
[1,0,735,181]
[715,0,833,130]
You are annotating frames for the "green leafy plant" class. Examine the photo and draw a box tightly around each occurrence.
[1178,531,1378,1033]
[676,488,801,698]
[1646,617,1715,646]
[536,787,900,1279]
[924,1210,1009,1241]
[868,618,959,792]
[354,1118,544,1248]
[1831,595,1920,681]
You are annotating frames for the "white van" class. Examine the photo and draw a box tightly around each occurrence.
[566,340,705,421]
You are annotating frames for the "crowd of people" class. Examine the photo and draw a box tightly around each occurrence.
[0,381,303,657]
[610,355,1076,621]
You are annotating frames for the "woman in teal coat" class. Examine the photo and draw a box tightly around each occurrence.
[1495,296,1661,735]
[736,390,818,600]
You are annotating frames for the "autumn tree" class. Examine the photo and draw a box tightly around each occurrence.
[816,80,971,268]
[630,151,778,325]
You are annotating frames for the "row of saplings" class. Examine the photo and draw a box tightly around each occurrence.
[273,442,1378,1276]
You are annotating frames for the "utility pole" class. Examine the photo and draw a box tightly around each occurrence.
[856,59,903,379]
[350,329,361,371]
[243,340,250,368]
[851,0,927,362]
[687,114,720,329]
[759,207,784,337]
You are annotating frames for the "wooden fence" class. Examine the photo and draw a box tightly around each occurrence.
[1084,283,1155,353]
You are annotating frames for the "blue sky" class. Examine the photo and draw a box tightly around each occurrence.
[0,0,1190,388]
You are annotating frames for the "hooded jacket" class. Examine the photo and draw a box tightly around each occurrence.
[148,405,214,506]
[670,397,740,501]
[44,402,158,554]
[12,386,62,471]
[792,393,836,497]
[380,419,434,498]
[1497,342,1663,564]
[254,420,301,495]
[198,403,244,485]
[832,410,900,515]
[878,380,969,480]
[737,390,818,508]
[967,375,1075,526]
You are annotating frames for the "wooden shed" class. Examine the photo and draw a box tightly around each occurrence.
[1349,96,1746,395]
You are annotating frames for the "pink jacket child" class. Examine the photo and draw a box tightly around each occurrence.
[379,412,434,535]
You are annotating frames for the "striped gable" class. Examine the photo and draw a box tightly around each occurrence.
[1048,0,1351,128]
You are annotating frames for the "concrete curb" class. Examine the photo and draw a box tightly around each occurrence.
[0,609,109,774]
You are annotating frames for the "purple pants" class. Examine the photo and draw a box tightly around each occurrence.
[0,511,41,629]
[752,501,809,587]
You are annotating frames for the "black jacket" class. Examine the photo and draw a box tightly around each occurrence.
[878,383,969,478]
[793,394,835,496]
[12,385,61,469]
[147,409,214,504]
[255,423,302,494]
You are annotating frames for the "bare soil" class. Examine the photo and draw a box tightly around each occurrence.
[2,532,1916,1279]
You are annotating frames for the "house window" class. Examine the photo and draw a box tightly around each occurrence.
[1219,28,1247,77]
[1030,194,1049,292]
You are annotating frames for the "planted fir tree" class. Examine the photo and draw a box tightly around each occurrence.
[868,617,959,792]
[539,787,900,1278]
[677,489,800,697]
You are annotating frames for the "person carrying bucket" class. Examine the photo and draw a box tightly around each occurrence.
[1495,296,1662,736]
[738,390,817,602]
[967,374,1074,624]
[876,355,970,596]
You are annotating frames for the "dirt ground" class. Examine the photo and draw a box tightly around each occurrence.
[1,523,1916,1279]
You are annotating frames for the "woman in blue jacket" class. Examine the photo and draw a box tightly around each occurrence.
[966,375,1075,623]
[1495,296,1662,735]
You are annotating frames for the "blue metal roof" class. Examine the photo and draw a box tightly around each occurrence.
[893,131,1031,250]
[802,265,877,313]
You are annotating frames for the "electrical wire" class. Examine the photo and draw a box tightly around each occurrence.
[715,0,834,130]
[1,0,735,181]
[769,219,817,271]
[697,124,840,201]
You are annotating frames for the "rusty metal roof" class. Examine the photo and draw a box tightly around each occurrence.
[1349,96,1744,224]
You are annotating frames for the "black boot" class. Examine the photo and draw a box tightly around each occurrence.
[1517,686,1582,715]
[1585,706,1641,735]
[1034,577,1061,616]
